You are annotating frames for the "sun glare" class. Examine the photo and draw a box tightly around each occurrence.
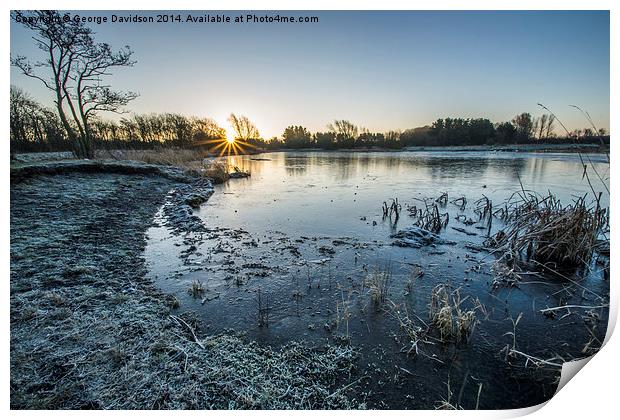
[197,119,255,156]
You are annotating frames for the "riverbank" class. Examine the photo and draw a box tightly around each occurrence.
[10,141,609,165]
[243,142,608,154]
[10,163,361,409]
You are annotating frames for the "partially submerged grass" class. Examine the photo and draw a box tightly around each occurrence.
[188,280,205,298]
[334,291,353,338]
[407,197,449,233]
[364,267,392,309]
[429,285,477,342]
[389,301,427,356]
[487,191,608,267]
[255,287,270,327]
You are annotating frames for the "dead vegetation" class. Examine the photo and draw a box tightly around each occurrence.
[389,302,429,356]
[382,198,401,221]
[364,267,392,309]
[406,197,449,233]
[96,148,249,184]
[486,191,608,267]
[188,280,205,298]
[429,285,478,342]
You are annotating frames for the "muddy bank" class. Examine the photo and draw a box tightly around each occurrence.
[10,169,360,409]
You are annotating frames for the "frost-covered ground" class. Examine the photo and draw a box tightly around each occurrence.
[10,166,360,409]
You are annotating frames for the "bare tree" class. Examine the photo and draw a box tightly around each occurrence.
[11,10,137,158]
[544,114,556,139]
[537,114,548,139]
[327,120,359,140]
[228,113,260,141]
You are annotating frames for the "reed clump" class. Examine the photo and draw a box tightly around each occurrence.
[429,285,477,342]
[407,197,449,233]
[487,191,608,267]
[203,161,231,183]
[188,280,205,298]
[364,268,392,308]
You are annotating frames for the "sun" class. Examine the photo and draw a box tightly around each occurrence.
[197,118,256,156]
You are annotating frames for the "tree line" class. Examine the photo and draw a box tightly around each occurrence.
[10,87,609,154]
[271,113,607,150]
[10,10,609,157]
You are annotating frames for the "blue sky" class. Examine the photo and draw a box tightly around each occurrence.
[10,10,610,138]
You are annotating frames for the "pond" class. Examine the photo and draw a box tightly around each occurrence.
[145,150,609,409]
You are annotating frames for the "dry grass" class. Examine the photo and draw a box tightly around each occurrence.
[389,302,427,356]
[203,161,230,184]
[487,191,608,267]
[334,291,353,338]
[95,148,250,184]
[188,280,205,298]
[364,267,392,309]
[97,148,208,168]
[429,285,477,342]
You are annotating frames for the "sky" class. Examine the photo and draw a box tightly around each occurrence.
[10,10,610,139]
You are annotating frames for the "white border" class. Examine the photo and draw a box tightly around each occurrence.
[3,1,616,419]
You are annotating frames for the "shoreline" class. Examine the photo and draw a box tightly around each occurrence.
[10,164,360,409]
[10,142,609,165]
[261,142,607,154]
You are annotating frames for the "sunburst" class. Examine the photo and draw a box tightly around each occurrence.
[199,136,256,156]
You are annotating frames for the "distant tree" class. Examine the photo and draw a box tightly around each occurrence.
[266,136,284,149]
[536,114,548,139]
[327,120,358,142]
[512,113,534,141]
[11,10,137,158]
[10,86,38,146]
[495,122,517,144]
[384,131,401,148]
[468,118,495,144]
[10,85,68,152]
[544,114,556,139]
[229,113,260,141]
[598,128,607,136]
[282,125,313,148]
[191,117,226,144]
[400,126,432,146]
[315,132,336,149]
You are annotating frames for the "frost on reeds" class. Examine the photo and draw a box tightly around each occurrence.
[364,267,392,309]
[429,284,478,343]
[486,191,609,267]
[188,280,205,298]
[388,301,428,356]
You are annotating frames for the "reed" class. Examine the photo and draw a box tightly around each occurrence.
[487,191,608,267]
[429,285,477,342]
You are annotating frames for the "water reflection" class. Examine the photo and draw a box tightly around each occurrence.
[211,151,608,239]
